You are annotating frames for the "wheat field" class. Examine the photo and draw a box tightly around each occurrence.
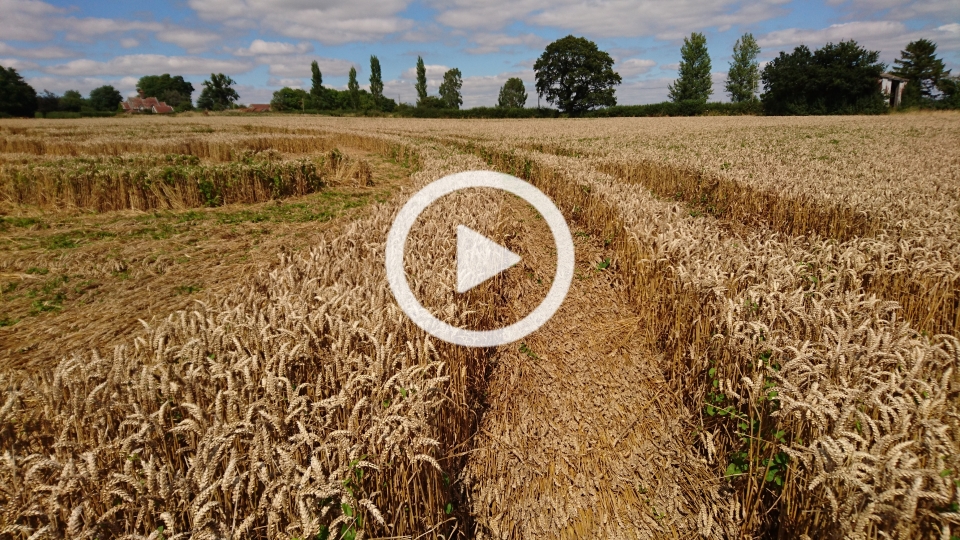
[1,114,958,539]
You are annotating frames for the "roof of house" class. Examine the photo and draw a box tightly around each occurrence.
[123,96,174,113]
[247,104,271,112]
[880,72,908,82]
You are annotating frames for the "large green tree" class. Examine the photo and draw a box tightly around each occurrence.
[415,56,428,105]
[534,35,621,114]
[36,90,60,116]
[196,73,239,111]
[369,55,384,109]
[669,32,713,103]
[761,40,886,115]
[348,67,360,109]
[0,65,37,117]
[137,74,194,106]
[726,33,761,102]
[310,60,324,108]
[59,89,83,112]
[893,39,950,105]
[497,77,527,108]
[438,68,463,109]
[271,87,310,111]
[89,85,122,111]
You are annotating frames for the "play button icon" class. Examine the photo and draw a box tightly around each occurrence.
[386,171,575,347]
[456,225,521,294]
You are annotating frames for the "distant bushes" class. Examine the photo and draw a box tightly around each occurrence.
[34,111,119,119]
[585,100,764,117]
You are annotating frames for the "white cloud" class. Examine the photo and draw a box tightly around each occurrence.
[120,38,140,48]
[398,64,453,93]
[44,55,252,77]
[62,17,164,41]
[460,70,535,107]
[0,58,40,71]
[430,0,788,38]
[616,58,657,78]
[465,33,547,54]
[155,29,221,52]
[234,84,277,105]
[267,77,306,88]
[24,75,133,95]
[187,0,415,44]
[261,55,356,78]
[0,41,75,59]
[0,0,64,41]
[757,20,960,61]
[758,21,907,49]
[235,39,313,56]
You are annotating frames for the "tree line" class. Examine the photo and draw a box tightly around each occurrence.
[2,34,957,118]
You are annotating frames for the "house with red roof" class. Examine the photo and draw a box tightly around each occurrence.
[121,89,175,114]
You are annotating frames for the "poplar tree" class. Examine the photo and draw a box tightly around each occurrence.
[726,33,761,102]
[415,56,427,105]
[668,32,713,103]
[369,55,384,109]
[310,60,323,108]
[348,67,360,109]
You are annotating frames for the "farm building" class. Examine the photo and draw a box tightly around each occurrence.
[880,73,908,107]
[121,91,175,114]
[245,104,271,112]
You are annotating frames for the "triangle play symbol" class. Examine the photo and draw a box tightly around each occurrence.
[456,225,521,293]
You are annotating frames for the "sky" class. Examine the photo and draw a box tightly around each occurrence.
[1,0,958,108]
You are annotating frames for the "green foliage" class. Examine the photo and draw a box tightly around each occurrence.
[893,39,951,106]
[497,77,528,108]
[417,96,446,109]
[761,40,887,115]
[534,35,621,114]
[0,65,37,117]
[271,87,311,111]
[311,60,323,100]
[726,33,761,103]
[137,74,194,105]
[59,89,83,112]
[586,100,762,117]
[348,67,360,109]
[369,56,384,108]
[36,90,60,116]
[438,68,463,109]
[415,56,428,105]
[89,85,123,111]
[196,73,239,111]
[669,32,712,103]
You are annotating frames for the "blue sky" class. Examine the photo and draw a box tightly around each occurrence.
[1,0,957,107]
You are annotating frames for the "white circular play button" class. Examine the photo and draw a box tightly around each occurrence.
[385,170,574,348]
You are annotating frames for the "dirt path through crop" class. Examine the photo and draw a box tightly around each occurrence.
[466,195,723,538]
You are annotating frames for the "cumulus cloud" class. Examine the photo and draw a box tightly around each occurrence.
[261,55,356,78]
[430,0,788,38]
[267,77,306,88]
[465,33,547,54]
[187,0,415,44]
[24,75,135,95]
[757,20,960,60]
[400,64,451,81]
[1,58,40,71]
[155,29,221,52]
[44,55,253,77]
[0,0,64,41]
[460,70,535,107]
[235,39,313,56]
[616,58,657,78]
[0,42,75,59]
